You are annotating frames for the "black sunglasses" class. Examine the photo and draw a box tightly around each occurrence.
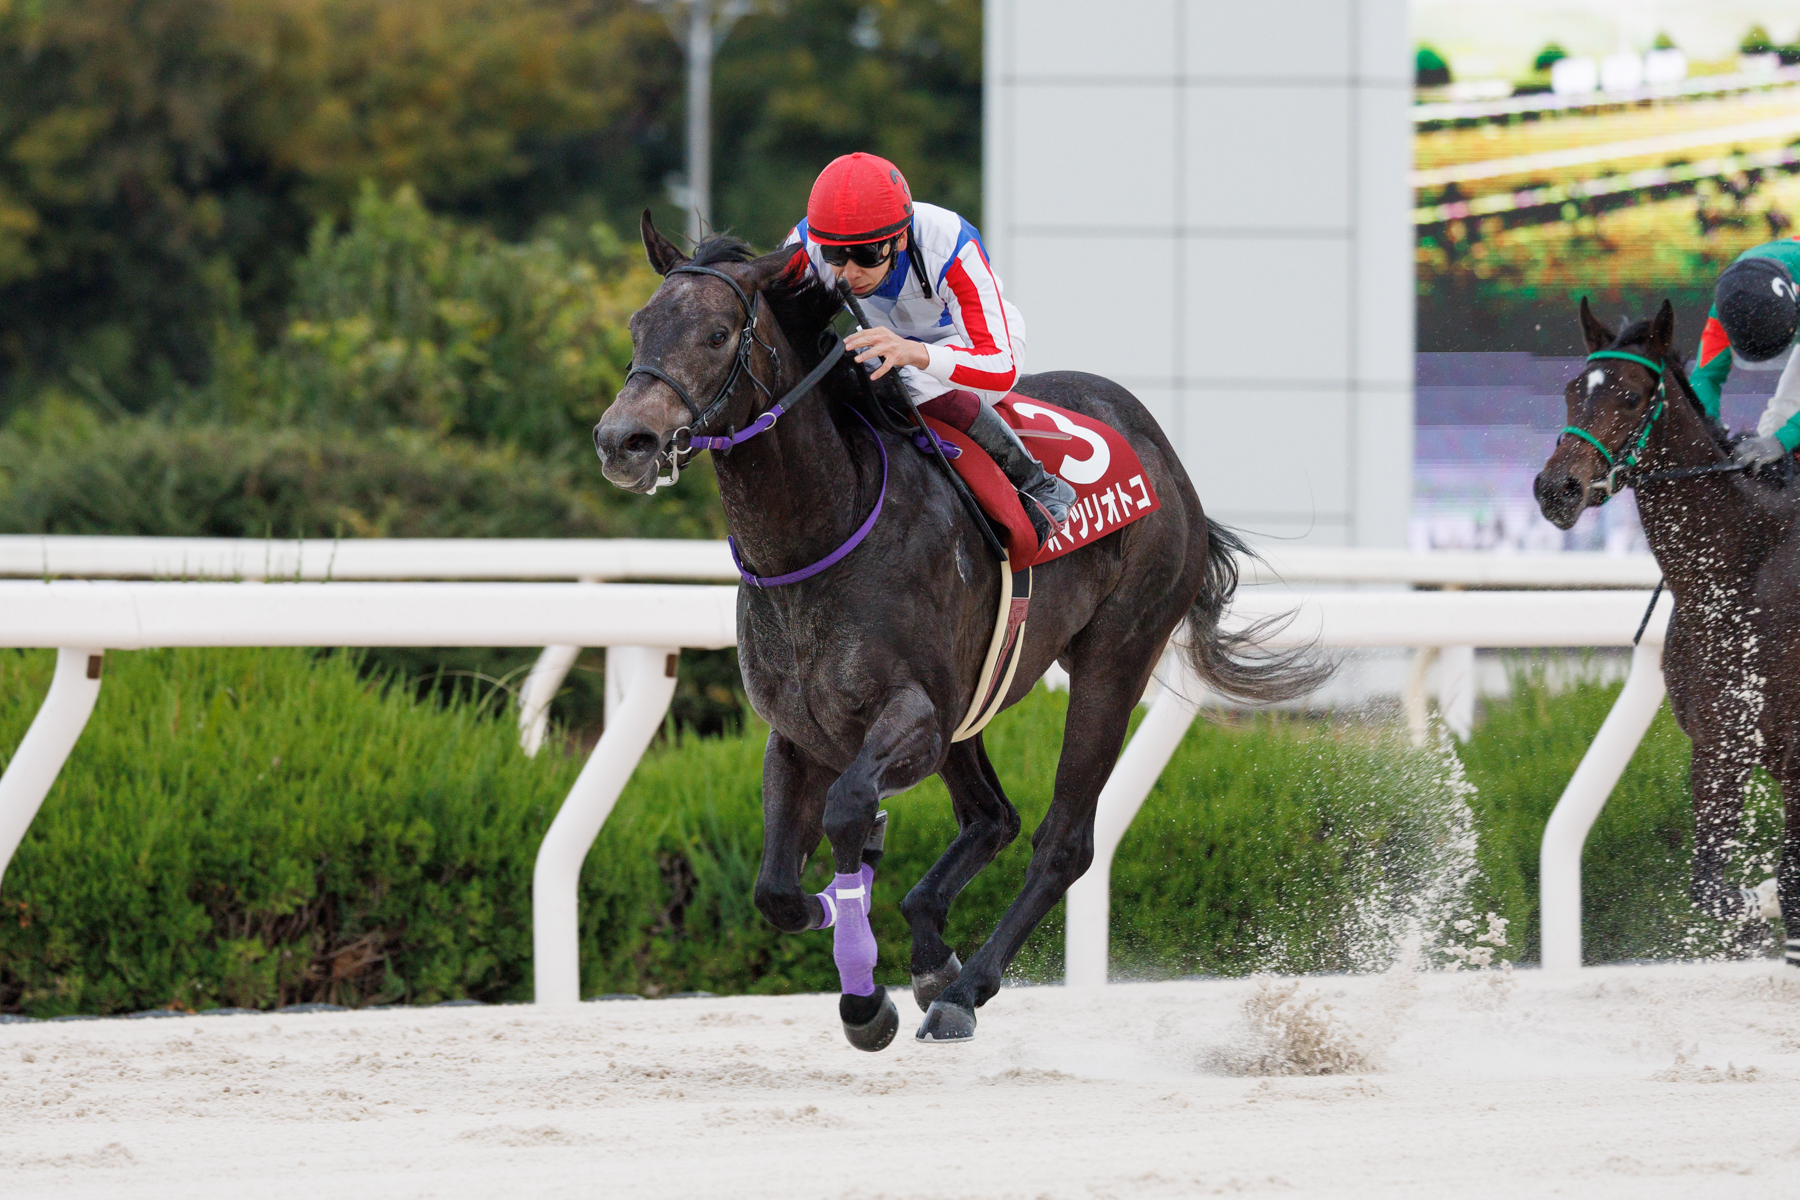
[820,240,895,269]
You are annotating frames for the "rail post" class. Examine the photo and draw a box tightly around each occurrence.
[0,648,105,888]
[1539,639,1666,971]
[533,645,681,1005]
[1437,644,1476,741]
[517,576,602,757]
[1064,655,1203,988]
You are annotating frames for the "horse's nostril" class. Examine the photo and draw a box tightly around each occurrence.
[622,432,658,457]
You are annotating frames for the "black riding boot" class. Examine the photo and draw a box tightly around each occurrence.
[966,405,1077,547]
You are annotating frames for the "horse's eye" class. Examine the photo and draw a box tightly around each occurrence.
[708,328,729,348]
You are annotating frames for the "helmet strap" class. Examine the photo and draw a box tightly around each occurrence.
[906,228,933,299]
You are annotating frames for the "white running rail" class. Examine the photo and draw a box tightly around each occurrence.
[0,536,744,757]
[0,536,1662,755]
[0,535,1658,588]
[0,579,1666,1001]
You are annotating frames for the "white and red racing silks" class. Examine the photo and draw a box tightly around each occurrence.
[784,201,1028,402]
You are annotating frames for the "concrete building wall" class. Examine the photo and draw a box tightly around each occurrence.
[983,0,1414,546]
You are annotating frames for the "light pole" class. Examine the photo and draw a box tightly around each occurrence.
[645,0,752,245]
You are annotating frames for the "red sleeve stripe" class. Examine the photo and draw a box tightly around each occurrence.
[1698,315,1731,368]
[939,248,1018,393]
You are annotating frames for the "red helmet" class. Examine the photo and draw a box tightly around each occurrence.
[805,152,914,245]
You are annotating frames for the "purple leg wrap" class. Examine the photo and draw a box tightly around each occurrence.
[822,865,877,996]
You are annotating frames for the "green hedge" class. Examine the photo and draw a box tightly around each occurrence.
[0,405,719,542]
[0,648,1780,1016]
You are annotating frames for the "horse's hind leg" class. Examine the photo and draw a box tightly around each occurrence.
[900,736,1021,1009]
[916,657,1148,1042]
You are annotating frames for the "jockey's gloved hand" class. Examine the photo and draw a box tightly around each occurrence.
[1735,435,1788,466]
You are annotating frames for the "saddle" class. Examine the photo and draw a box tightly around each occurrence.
[918,394,1161,741]
[918,394,1161,565]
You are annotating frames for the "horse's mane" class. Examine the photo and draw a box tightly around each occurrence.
[1605,314,1734,454]
[690,234,757,267]
[757,252,915,434]
[673,232,914,433]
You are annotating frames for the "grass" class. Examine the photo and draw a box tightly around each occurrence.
[0,647,1783,1016]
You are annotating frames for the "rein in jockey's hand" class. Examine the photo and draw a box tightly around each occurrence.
[846,326,928,380]
[1736,435,1789,466]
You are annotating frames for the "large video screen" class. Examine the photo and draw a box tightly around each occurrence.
[1412,0,1799,551]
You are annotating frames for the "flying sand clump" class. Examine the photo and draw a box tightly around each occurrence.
[1200,978,1385,1077]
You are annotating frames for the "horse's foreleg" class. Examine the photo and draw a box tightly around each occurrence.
[751,729,832,934]
[820,684,944,1050]
[1689,748,1752,923]
[916,669,1139,1043]
[900,736,1021,1008]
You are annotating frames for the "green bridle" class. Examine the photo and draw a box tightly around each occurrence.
[1559,349,1666,499]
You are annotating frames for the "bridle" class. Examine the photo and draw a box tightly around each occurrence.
[619,262,875,587]
[624,263,850,491]
[1558,350,1667,502]
[1558,348,1749,502]
[622,264,776,491]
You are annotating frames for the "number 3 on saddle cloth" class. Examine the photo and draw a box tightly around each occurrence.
[918,394,1161,743]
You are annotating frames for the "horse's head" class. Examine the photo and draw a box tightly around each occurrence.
[593,211,796,493]
[1533,298,1675,530]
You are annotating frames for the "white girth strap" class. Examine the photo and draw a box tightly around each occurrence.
[951,555,1032,743]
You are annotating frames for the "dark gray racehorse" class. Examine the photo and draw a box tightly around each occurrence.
[594,215,1328,1046]
[1536,299,1798,959]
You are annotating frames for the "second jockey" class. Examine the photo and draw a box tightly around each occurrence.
[785,152,1076,546]
[1689,238,1800,465]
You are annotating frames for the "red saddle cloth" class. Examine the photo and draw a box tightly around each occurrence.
[921,394,1161,565]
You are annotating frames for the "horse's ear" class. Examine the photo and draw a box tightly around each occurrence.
[1577,296,1612,353]
[1646,299,1675,361]
[641,209,688,276]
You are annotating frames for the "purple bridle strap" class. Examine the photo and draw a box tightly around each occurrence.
[681,335,846,456]
[688,406,782,452]
[728,404,888,588]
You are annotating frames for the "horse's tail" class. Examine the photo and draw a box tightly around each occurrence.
[1179,518,1335,706]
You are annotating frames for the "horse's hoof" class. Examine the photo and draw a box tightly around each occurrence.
[840,986,899,1053]
[915,999,977,1043]
[910,952,961,1011]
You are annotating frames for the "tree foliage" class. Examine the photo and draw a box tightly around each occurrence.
[0,0,981,417]
[201,183,660,454]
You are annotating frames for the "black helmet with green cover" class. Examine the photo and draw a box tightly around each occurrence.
[1715,255,1799,364]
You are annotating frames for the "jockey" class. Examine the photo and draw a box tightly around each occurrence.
[1689,239,1800,465]
[784,152,1076,545]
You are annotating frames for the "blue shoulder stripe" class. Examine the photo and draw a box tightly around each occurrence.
[937,218,985,286]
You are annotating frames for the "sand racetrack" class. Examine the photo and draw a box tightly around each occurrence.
[3,960,1798,1198]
